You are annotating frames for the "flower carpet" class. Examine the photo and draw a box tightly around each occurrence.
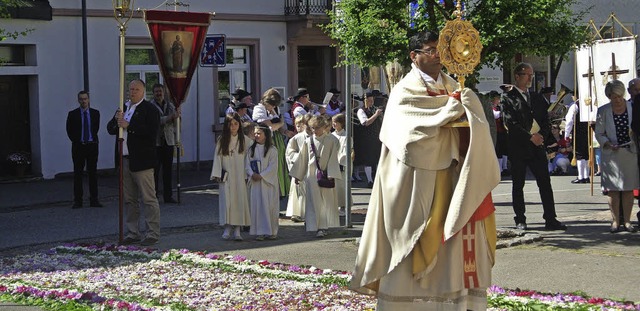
[0,244,638,310]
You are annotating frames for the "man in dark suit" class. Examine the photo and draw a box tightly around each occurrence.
[107,79,161,246]
[66,90,102,208]
[501,62,566,231]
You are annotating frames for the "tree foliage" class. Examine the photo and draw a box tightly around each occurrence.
[0,0,33,42]
[324,0,592,85]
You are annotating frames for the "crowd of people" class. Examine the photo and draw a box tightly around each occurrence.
[211,86,375,240]
[489,70,640,234]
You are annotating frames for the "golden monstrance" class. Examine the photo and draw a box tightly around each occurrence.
[438,0,482,128]
[437,0,482,89]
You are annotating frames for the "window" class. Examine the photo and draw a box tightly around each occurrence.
[217,46,251,123]
[0,45,25,66]
[125,47,162,98]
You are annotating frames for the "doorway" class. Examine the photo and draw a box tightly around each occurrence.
[0,75,31,177]
[297,46,336,102]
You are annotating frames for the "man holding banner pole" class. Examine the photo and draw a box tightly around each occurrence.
[108,79,161,246]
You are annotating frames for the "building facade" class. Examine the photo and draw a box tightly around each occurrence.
[0,0,342,179]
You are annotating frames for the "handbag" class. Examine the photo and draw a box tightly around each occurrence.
[310,138,335,188]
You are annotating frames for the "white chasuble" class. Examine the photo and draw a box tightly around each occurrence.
[350,68,501,310]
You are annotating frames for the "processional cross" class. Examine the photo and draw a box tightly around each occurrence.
[582,57,595,109]
[599,52,629,80]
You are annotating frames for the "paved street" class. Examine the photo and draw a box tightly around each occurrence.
[1,167,640,310]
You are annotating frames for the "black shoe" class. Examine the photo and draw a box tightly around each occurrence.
[119,237,140,245]
[72,202,83,209]
[515,223,527,230]
[571,178,582,184]
[367,181,374,188]
[501,170,511,177]
[595,172,601,176]
[140,237,158,246]
[90,201,103,208]
[164,198,178,204]
[545,220,567,231]
[580,178,590,183]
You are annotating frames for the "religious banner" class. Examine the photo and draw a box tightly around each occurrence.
[576,37,636,122]
[575,44,597,122]
[144,10,211,107]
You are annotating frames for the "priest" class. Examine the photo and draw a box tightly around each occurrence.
[350,30,500,310]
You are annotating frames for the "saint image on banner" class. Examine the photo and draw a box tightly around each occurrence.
[162,31,193,78]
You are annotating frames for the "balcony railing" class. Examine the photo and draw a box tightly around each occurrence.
[284,0,332,16]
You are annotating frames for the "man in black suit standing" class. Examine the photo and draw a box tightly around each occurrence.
[151,84,179,204]
[501,62,566,231]
[66,90,102,209]
[108,79,161,246]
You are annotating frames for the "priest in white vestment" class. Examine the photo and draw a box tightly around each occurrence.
[350,30,501,311]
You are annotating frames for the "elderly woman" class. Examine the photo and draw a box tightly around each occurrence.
[595,80,639,233]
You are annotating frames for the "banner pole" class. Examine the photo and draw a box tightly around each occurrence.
[117,25,126,243]
[176,116,181,203]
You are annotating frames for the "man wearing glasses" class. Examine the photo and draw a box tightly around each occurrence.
[351,30,500,310]
[501,62,567,231]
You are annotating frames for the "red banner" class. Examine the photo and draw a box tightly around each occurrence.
[144,10,211,108]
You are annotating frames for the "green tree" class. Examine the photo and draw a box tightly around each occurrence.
[0,0,33,42]
[325,0,592,88]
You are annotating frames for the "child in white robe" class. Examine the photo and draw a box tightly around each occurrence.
[210,113,251,241]
[285,115,312,222]
[246,125,280,240]
[290,115,342,237]
[331,113,352,215]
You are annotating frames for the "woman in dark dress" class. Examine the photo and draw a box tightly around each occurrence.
[353,91,384,188]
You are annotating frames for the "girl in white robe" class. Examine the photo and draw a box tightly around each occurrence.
[331,113,353,216]
[210,113,251,241]
[290,115,342,237]
[285,115,312,222]
[246,126,280,240]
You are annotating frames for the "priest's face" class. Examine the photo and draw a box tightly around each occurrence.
[410,41,442,79]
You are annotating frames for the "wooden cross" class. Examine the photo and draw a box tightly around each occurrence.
[582,56,594,109]
[599,52,629,79]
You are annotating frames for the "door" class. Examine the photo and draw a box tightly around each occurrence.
[0,75,30,177]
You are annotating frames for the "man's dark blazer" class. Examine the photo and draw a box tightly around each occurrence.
[631,94,640,136]
[107,100,160,172]
[500,87,551,159]
[66,107,100,143]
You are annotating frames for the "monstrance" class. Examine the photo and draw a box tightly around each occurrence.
[437,0,482,128]
[437,0,482,89]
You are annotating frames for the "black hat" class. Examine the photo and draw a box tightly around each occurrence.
[329,87,341,94]
[293,88,309,100]
[235,102,248,110]
[232,89,252,100]
[365,90,382,98]
[540,87,553,94]
[487,90,500,98]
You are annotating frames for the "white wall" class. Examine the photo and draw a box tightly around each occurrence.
[1,1,289,178]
